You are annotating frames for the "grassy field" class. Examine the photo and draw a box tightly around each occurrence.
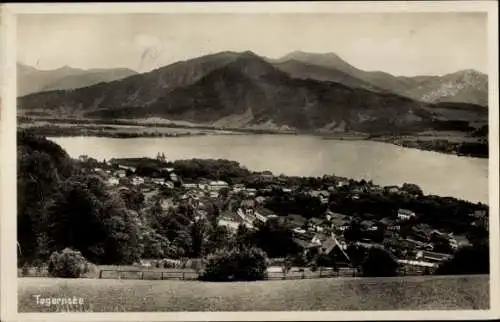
[18,275,488,312]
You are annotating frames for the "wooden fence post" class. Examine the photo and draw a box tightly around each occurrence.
[182,272,185,280]
[98,270,103,279]
[161,272,164,280]
[301,270,305,279]
[141,271,144,280]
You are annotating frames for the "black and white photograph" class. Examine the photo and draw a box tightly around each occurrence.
[1,1,498,320]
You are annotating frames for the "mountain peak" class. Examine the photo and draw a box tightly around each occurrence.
[238,50,259,57]
[57,65,74,71]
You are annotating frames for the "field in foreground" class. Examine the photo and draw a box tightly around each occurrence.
[18,275,489,312]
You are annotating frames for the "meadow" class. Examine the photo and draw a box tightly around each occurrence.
[18,275,489,312]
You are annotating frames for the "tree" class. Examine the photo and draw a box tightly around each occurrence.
[344,220,363,243]
[435,244,489,275]
[200,247,268,281]
[99,195,143,264]
[45,180,105,261]
[235,224,253,250]
[401,183,423,196]
[252,220,299,258]
[118,188,145,212]
[361,247,399,277]
[141,227,172,259]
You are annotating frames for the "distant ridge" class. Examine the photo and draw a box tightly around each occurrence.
[17,63,138,96]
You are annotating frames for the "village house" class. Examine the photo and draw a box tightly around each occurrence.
[385,185,400,194]
[360,220,377,231]
[255,196,266,204]
[151,178,166,185]
[370,185,384,193]
[197,183,209,191]
[397,259,437,275]
[169,172,179,182]
[378,217,399,231]
[306,217,325,233]
[336,179,349,188]
[241,199,256,209]
[449,235,471,250]
[257,171,274,180]
[470,210,487,219]
[131,176,145,186]
[253,211,268,223]
[107,177,119,186]
[164,181,175,189]
[182,183,198,190]
[243,188,258,197]
[209,180,229,191]
[397,208,416,221]
[472,216,488,230]
[327,212,351,231]
[415,250,453,263]
[114,169,127,178]
[235,208,255,228]
[118,164,136,172]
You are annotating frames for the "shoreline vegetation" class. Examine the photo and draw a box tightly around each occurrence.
[18,116,488,158]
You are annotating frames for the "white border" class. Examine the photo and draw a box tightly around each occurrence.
[1,2,499,322]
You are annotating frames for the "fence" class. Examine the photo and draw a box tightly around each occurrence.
[98,269,200,280]
[18,265,49,278]
[97,267,359,281]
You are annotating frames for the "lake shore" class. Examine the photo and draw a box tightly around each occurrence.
[19,118,488,158]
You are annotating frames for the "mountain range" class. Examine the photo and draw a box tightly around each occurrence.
[270,51,488,106]
[17,63,137,96]
[17,51,488,133]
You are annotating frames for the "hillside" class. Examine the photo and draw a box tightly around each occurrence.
[273,52,488,107]
[404,69,488,106]
[17,63,138,96]
[17,51,487,133]
[272,59,384,92]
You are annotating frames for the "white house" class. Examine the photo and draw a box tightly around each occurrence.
[152,178,165,185]
[107,177,119,186]
[254,211,268,223]
[397,208,416,220]
[114,169,127,178]
[182,183,198,189]
[293,228,307,235]
[336,180,349,188]
[209,181,229,191]
[131,177,145,186]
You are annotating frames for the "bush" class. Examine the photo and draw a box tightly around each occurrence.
[48,248,89,278]
[200,247,268,281]
[361,247,399,277]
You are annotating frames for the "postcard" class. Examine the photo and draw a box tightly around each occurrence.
[1,1,498,321]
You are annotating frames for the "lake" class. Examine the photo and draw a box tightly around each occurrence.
[49,135,488,204]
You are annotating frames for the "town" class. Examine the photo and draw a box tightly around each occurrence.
[76,152,489,277]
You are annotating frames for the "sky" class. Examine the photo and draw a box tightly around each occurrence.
[16,12,488,76]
